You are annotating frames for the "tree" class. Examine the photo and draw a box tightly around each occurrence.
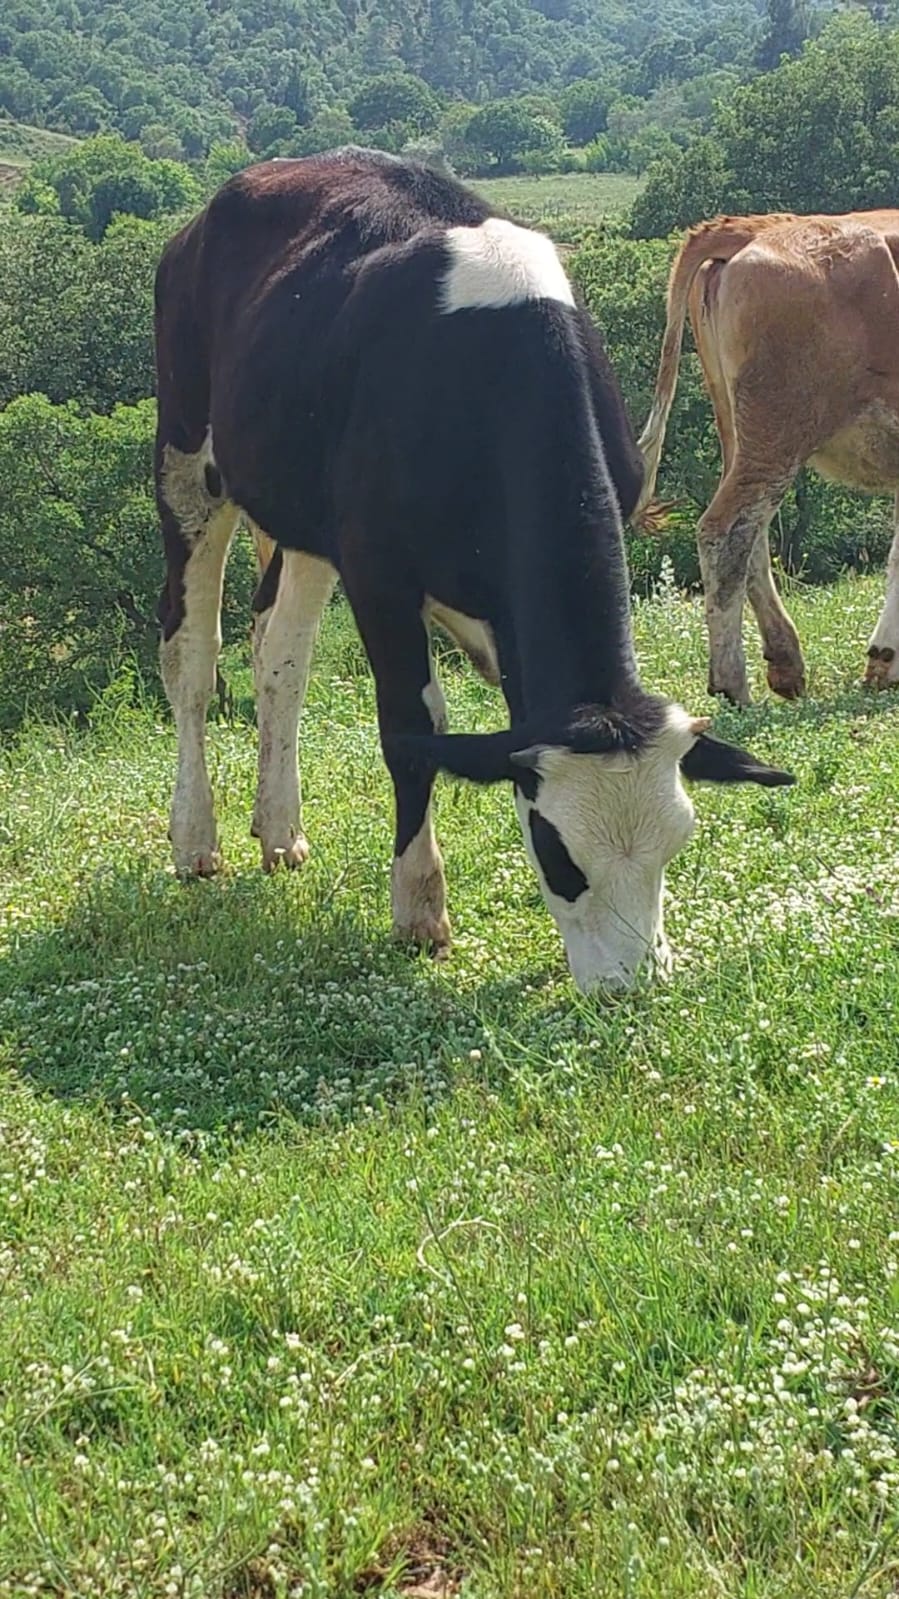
[559,77,615,145]
[0,211,168,411]
[757,0,811,71]
[282,54,314,124]
[0,395,256,726]
[14,135,201,240]
[247,102,298,153]
[349,73,440,135]
[204,140,253,193]
[292,106,355,156]
[631,15,899,236]
[51,86,112,134]
[630,134,735,237]
[463,98,559,172]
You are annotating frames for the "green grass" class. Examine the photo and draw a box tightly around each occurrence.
[473,172,642,241]
[3,573,899,1596]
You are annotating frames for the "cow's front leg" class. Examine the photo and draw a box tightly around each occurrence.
[251,547,337,870]
[345,574,451,954]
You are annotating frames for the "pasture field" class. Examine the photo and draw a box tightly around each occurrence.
[473,173,642,240]
[0,118,78,194]
[3,571,899,1596]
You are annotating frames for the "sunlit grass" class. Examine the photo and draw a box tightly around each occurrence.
[2,573,899,1596]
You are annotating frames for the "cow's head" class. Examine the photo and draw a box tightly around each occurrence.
[387,703,793,992]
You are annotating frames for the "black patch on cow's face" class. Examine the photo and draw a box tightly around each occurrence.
[529,810,587,903]
[513,766,540,803]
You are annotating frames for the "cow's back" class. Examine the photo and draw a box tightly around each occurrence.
[155,150,492,546]
[691,216,899,407]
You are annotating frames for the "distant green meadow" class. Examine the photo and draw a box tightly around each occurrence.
[474,171,642,241]
[3,574,899,1596]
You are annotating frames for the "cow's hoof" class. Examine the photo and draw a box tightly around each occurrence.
[170,829,221,878]
[707,678,751,709]
[393,914,452,959]
[766,659,806,700]
[257,833,310,872]
[864,644,898,689]
[176,851,220,879]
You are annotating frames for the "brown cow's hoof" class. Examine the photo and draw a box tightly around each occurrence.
[170,827,221,878]
[707,678,751,709]
[256,832,311,872]
[176,851,220,879]
[393,914,452,959]
[766,659,806,700]
[864,644,898,689]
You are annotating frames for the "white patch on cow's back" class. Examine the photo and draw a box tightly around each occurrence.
[440,217,575,315]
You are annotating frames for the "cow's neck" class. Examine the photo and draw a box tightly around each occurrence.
[498,447,641,723]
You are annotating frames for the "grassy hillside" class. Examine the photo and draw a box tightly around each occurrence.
[4,575,899,1594]
[0,118,78,193]
[0,117,78,167]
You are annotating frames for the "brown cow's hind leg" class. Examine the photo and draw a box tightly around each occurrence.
[746,516,806,700]
[697,461,803,705]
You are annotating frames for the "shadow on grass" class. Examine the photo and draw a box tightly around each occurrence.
[708,680,899,743]
[0,860,593,1136]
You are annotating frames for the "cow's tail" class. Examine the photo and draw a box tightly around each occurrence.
[634,215,791,528]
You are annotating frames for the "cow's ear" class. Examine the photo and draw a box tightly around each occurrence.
[384,730,523,785]
[681,732,795,787]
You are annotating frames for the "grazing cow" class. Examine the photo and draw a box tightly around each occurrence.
[154,149,793,992]
[636,209,899,706]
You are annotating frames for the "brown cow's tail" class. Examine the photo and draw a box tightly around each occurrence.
[634,215,791,527]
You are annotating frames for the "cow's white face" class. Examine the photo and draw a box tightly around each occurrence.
[513,709,699,990]
[388,701,794,994]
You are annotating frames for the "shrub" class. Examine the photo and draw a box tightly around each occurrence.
[0,396,256,728]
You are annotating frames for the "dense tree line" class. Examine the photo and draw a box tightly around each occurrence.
[3,7,899,724]
[633,12,899,234]
[0,0,764,163]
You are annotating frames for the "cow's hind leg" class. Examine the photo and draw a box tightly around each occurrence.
[251,548,337,870]
[345,574,451,953]
[865,491,899,687]
[697,466,798,706]
[157,434,238,876]
[746,511,806,700]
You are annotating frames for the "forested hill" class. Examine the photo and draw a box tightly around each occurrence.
[1,0,763,156]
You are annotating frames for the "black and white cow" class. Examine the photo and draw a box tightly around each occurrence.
[154,147,793,991]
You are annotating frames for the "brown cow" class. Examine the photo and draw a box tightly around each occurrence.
[636,210,899,706]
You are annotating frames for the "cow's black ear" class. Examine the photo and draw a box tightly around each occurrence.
[384,730,522,785]
[681,732,795,788]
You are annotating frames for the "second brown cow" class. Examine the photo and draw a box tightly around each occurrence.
[637,209,899,705]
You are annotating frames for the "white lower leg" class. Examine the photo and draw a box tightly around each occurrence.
[867,495,899,686]
[160,507,236,875]
[252,550,337,870]
[391,810,450,950]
